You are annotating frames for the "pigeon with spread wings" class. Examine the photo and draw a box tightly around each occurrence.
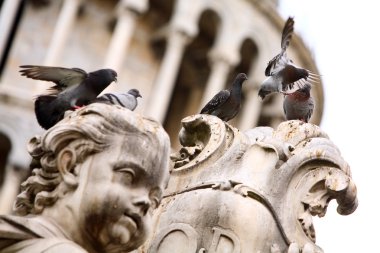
[258,17,319,100]
[200,73,248,122]
[20,65,117,129]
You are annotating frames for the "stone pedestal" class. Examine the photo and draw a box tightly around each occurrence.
[141,115,358,253]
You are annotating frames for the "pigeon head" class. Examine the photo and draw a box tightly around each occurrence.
[259,86,273,100]
[91,68,117,83]
[235,73,248,84]
[258,76,276,100]
[128,89,142,98]
[87,69,118,93]
[104,68,118,83]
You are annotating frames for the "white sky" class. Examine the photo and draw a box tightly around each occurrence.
[279,0,380,252]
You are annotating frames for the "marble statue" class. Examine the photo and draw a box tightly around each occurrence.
[140,115,358,253]
[0,103,171,253]
[0,103,358,253]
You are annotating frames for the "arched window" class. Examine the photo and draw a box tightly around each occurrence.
[227,38,258,127]
[163,9,221,149]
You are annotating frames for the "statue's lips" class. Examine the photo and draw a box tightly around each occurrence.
[119,214,139,233]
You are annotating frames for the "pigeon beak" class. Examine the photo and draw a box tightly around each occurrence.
[258,89,270,100]
[114,77,117,83]
[138,94,142,98]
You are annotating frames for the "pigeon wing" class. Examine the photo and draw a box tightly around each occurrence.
[20,65,88,94]
[94,93,137,110]
[305,99,314,122]
[200,90,230,114]
[265,17,294,77]
[281,17,294,51]
[265,52,288,77]
[279,64,310,92]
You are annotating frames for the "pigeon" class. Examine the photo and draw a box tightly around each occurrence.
[283,83,314,122]
[92,89,142,111]
[258,17,319,100]
[20,65,117,129]
[200,73,248,122]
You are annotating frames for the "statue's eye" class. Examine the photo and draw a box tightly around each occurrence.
[117,168,135,185]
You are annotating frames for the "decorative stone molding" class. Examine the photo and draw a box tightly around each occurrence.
[143,115,358,252]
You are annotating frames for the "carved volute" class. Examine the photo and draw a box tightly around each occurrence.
[142,115,358,253]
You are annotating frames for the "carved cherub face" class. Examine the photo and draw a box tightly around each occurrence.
[76,134,168,252]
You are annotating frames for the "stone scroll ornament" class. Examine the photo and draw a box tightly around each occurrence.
[140,115,358,253]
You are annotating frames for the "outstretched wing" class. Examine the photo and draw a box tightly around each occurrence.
[279,63,310,92]
[265,17,294,77]
[281,17,294,51]
[20,65,88,94]
[200,90,230,114]
[265,52,288,76]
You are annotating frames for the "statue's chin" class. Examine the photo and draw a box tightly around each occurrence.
[111,223,133,245]
[98,221,146,252]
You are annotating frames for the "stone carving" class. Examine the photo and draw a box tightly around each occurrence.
[0,103,171,253]
[141,115,358,253]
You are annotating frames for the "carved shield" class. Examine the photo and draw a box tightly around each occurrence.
[141,115,358,253]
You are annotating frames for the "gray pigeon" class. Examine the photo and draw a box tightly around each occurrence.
[283,83,314,122]
[200,73,248,122]
[20,65,117,129]
[92,89,142,111]
[258,17,319,100]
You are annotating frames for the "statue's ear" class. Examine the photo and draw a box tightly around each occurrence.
[57,148,78,188]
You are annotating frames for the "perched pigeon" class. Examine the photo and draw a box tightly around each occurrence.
[200,73,248,122]
[258,17,319,100]
[283,83,314,122]
[20,65,117,129]
[92,89,142,111]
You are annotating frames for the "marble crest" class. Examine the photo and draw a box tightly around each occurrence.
[141,114,358,253]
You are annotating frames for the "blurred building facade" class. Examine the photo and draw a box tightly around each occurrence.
[0,0,323,213]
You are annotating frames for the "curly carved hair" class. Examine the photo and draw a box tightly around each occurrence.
[14,104,170,215]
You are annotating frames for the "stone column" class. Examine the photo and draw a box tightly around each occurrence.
[199,50,235,109]
[238,83,261,130]
[33,0,82,94]
[0,0,22,68]
[238,53,271,130]
[146,29,191,123]
[198,25,241,109]
[43,0,82,66]
[103,0,148,75]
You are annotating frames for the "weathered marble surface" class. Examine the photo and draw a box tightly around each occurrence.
[141,114,358,253]
[0,103,171,253]
[0,106,357,253]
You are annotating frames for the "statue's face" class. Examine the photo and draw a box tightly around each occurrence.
[76,134,168,252]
